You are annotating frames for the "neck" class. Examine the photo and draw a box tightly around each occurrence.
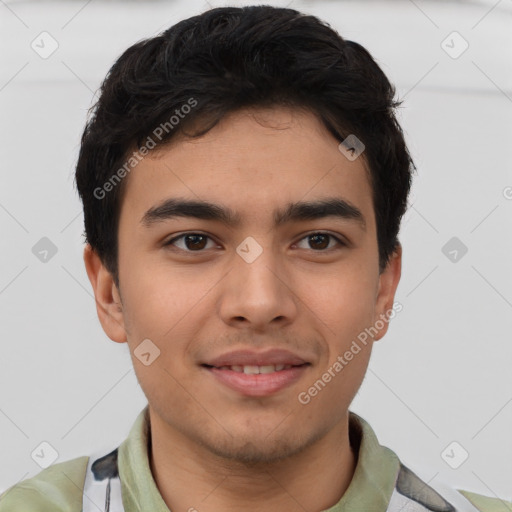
[148,410,357,512]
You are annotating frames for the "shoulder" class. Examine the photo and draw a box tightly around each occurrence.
[457,489,512,512]
[0,456,89,512]
[391,463,512,512]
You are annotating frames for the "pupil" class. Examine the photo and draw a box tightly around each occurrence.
[311,234,328,250]
[186,235,206,250]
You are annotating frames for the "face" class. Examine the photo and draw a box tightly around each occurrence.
[85,106,401,464]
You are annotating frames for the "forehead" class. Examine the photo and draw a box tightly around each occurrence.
[118,107,375,231]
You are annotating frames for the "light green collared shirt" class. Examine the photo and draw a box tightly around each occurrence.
[1,405,510,512]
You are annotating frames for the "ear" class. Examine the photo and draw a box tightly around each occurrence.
[372,243,402,342]
[83,244,127,343]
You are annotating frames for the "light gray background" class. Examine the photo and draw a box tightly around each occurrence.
[1,0,511,502]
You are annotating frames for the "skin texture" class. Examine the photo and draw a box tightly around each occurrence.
[84,106,402,512]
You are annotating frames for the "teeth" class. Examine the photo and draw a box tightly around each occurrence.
[217,364,294,373]
[243,365,260,374]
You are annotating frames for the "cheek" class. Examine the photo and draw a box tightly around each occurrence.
[297,342,371,416]
[121,261,217,375]
[119,271,190,387]
[299,262,378,336]
[121,255,201,332]
[122,280,199,410]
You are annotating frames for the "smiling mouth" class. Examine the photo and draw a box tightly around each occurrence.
[201,363,310,374]
[201,363,311,397]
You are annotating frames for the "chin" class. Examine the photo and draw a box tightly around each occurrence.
[207,439,302,465]
[199,427,324,466]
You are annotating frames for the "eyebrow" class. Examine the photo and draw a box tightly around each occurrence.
[140,197,366,231]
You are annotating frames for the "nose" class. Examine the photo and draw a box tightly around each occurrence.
[218,244,298,332]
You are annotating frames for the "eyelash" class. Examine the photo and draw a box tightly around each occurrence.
[163,231,347,253]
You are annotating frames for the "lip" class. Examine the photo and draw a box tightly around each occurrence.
[204,365,310,397]
[201,348,312,397]
[203,348,309,367]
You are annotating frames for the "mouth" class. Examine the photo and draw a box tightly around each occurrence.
[201,362,311,397]
[202,363,307,373]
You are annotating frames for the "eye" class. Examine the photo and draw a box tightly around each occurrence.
[295,232,346,251]
[163,231,347,253]
[164,233,218,252]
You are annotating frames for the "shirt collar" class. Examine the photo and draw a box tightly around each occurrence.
[324,412,401,511]
[117,405,400,512]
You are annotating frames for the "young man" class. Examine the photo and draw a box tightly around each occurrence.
[0,5,508,512]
